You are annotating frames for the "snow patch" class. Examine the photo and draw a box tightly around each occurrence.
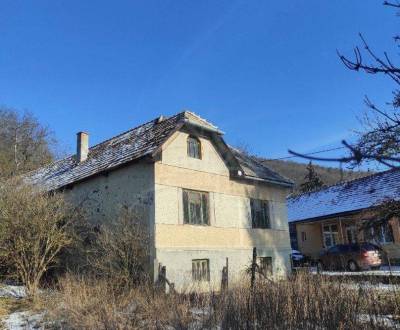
[0,286,26,299]
[2,311,44,330]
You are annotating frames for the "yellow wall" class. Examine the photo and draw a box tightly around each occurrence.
[296,223,323,259]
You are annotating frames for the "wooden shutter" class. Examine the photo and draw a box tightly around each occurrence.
[250,199,256,228]
[202,193,209,225]
[264,201,271,229]
[183,190,189,224]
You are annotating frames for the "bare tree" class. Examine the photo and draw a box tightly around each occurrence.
[0,107,55,178]
[0,179,75,296]
[88,207,150,288]
[289,2,400,168]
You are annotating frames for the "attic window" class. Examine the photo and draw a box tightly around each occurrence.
[187,136,201,159]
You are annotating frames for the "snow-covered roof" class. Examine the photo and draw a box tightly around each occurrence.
[25,111,292,191]
[287,169,400,223]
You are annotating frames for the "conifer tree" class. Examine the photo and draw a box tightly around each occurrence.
[300,161,324,193]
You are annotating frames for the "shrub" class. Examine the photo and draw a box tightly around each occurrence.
[0,179,76,296]
[87,207,150,288]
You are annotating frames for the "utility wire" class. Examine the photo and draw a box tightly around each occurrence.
[270,146,346,161]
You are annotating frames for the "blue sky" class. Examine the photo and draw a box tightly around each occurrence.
[0,1,397,169]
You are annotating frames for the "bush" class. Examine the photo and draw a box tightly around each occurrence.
[0,179,76,296]
[87,207,150,288]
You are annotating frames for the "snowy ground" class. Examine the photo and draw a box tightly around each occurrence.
[0,286,26,299]
[2,311,45,330]
[0,285,44,330]
[308,265,400,276]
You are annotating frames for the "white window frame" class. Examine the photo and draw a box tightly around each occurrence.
[322,224,339,248]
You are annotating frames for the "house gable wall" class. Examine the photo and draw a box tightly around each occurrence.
[154,130,291,289]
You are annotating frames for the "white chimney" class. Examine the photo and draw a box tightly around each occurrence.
[76,131,89,162]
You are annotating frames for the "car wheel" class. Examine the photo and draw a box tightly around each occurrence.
[317,261,324,272]
[348,260,359,272]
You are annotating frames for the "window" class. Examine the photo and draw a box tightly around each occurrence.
[250,199,271,229]
[364,222,394,244]
[187,136,201,159]
[258,257,273,276]
[322,224,339,248]
[192,259,210,281]
[183,189,209,225]
[346,225,357,244]
[301,231,307,242]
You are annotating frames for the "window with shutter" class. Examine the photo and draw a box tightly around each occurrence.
[183,189,209,225]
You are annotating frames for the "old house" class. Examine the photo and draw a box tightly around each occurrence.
[26,111,293,290]
[288,169,400,263]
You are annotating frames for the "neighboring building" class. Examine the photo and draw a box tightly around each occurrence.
[288,169,400,263]
[26,111,293,290]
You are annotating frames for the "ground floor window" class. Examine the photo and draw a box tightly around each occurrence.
[192,259,210,281]
[257,256,273,276]
[322,224,339,248]
[345,225,357,244]
[364,222,394,244]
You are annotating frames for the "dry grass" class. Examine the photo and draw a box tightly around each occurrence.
[44,273,400,330]
[0,298,27,317]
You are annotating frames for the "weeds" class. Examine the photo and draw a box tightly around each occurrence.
[44,272,400,329]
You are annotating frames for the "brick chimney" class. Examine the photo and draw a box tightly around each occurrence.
[76,131,89,162]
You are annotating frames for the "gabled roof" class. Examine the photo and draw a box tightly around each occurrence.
[25,111,292,191]
[287,168,400,223]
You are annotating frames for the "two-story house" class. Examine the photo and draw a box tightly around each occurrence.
[26,111,293,290]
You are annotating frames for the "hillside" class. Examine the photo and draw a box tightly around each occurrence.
[261,159,373,192]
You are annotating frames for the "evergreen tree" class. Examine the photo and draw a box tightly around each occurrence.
[300,162,324,193]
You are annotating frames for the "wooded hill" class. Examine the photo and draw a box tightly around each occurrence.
[261,159,372,193]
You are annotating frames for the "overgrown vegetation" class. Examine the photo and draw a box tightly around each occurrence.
[44,272,400,329]
[0,179,76,296]
[86,207,151,288]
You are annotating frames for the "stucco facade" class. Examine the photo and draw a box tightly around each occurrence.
[154,131,291,290]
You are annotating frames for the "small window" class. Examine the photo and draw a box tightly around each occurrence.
[301,231,307,242]
[258,257,273,276]
[192,259,210,281]
[250,199,271,229]
[187,136,201,159]
[183,189,209,225]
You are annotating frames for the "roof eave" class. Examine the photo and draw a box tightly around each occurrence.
[289,207,369,224]
[239,174,294,188]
